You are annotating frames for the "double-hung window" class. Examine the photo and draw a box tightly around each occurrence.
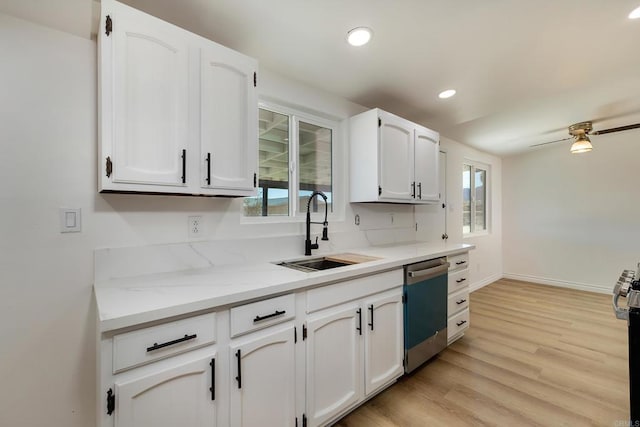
[243,104,335,218]
[463,162,489,234]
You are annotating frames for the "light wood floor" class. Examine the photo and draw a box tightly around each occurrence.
[335,279,630,426]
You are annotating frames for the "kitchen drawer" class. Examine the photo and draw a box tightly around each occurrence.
[448,252,469,272]
[447,308,469,341]
[230,293,295,337]
[447,289,469,316]
[306,269,403,313]
[113,312,216,373]
[448,269,469,294]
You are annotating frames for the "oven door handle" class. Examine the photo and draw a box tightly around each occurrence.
[407,263,449,281]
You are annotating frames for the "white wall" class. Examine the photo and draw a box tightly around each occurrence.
[0,12,502,427]
[503,133,640,292]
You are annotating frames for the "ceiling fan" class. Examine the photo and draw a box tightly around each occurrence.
[530,121,640,153]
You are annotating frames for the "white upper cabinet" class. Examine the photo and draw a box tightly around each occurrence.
[378,112,414,201]
[414,125,440,202]
[350,108,439,204]
[199,43,257,195]
[99,0,257,196]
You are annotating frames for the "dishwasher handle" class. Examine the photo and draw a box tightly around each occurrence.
[407,262,449,282]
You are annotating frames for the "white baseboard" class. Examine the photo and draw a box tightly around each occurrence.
[469,273,502,292]
[501,273,610,294]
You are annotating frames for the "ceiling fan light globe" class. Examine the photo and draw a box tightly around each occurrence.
[570,137,593,154]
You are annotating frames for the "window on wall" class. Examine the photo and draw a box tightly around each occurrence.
[463,162,488,234]
[243,105,334,218]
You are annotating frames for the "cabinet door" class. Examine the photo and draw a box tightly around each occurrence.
[200,43,257,195]
[378,112,414,201]
[100,0,190,188]
[229,325,296,427]
[414,126,440,202]
[364,290,404,396]
[114,351,217,427]
[306,303,363,427]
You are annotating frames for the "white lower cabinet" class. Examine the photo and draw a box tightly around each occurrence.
[363,291,404,396]
[229,324,297,427]
[447,251,471,344]
[113,349,217,427]
[305,283,404,427]
[306,302,363,427]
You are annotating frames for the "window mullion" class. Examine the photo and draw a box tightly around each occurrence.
[290,116,299,217]
[470,166,476,233]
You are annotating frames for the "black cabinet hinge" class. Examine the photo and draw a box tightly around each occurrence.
[253,72,257,87]
[105,15,112,36]
[302,324,307,340]
[106,388,115,415]
[378,117,381,127]
[253,172,257,188]
[378,186,382,196]
[105,156,113,178]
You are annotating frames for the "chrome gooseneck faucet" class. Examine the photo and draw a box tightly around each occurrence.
[305,191,329,256]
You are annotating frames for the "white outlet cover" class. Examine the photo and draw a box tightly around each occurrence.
[188,216,202,238]
[60,208,81,233]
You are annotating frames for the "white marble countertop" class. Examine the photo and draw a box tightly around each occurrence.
[94,241,474,333]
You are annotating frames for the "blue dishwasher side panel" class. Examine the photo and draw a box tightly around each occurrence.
[404,274,448,350]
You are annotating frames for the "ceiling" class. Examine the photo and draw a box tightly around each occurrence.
[3,0,640,156]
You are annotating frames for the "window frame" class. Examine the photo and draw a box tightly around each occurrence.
[242,101,342,223]
[462,160,490,236]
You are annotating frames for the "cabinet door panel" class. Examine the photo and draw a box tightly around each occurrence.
[414,126,439,202]
[306,304,362,427]
[230,326,295,427]
[115,352,216,427]
[108,2,189,186]
[378,112,413,201]
[201,45,257,193]
[364,291,404,396]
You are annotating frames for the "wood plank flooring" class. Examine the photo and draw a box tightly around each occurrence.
[335,279,630,426]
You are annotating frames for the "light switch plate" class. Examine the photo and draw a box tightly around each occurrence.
[60,208,81,233]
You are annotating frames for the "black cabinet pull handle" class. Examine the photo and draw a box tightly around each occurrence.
[418,182,422,199]
[146,334,197,352]
[456,278,466,283]
[253,309,286,323]
[456,260,467,265]
[356,308,362,335]
[456,320,467,327]
[209,358,215,401]
[181,149,186,184]
[411,182,416,198]
[235,349,242,389]
[205,152,211,186]
[368,305,374,331]
[456,299,467,305]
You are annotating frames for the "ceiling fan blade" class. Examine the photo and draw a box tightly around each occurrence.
[529,136,573,148]
[591,123,640,135]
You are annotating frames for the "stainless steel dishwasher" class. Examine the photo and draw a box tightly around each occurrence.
[404,257,449,373]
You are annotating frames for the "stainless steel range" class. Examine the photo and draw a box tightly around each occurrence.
[612,266,640,424]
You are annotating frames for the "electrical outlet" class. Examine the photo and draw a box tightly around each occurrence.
[188,216,202,238]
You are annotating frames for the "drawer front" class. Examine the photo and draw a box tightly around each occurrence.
[306,269,403,313]
[447,289,469,316]
[230,293,295,337]
[448,252,469,272]
[113,312,216,373]
[447,308,469,341]
[448,269,469,294]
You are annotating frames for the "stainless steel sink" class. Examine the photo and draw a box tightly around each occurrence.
[277,257,352,273]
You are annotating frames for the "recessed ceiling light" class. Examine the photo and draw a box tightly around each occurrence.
[438,89,456,99]
[347,27,373,47]
[629,6,640,19]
